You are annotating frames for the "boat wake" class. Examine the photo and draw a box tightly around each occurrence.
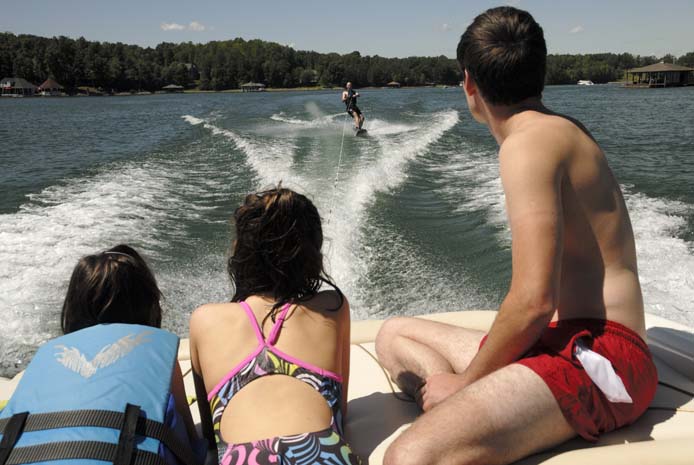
[270,112,343,127]
[184,109,461,318]
[428,145,694,326]
[0,148,234,376]
[323,110,461,316]
[182,115,301,188]
[626,192,694,326]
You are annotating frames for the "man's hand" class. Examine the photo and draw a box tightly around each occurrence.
[418,372,467,412]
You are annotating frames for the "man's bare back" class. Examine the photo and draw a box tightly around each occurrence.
[502,110,645,338]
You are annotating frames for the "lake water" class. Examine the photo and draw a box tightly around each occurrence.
[1,86,693,377]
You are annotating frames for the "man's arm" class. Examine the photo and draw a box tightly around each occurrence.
[342,91,348,102]
[422,134,565,410]
[466,136,564,380]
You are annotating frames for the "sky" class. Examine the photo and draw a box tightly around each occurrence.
[2,0,693,58]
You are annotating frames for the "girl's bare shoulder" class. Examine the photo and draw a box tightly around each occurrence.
[190,302,243,334]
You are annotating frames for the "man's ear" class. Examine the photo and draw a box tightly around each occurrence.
[463,69,477,97]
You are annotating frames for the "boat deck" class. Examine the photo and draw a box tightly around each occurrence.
[2,311,693,464]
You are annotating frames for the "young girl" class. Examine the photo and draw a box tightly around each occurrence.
[1,245,203,465]
[61,244,198,447]
[190,187,359,465]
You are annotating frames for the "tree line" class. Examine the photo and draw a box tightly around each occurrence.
[546,52,694,85]
[1,32,693,92]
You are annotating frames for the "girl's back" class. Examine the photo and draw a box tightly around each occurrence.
[191,291,350,444]
[190,186,360,464]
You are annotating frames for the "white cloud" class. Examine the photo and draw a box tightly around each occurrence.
[442,23,452,32]
[188,21,206,32]
[160,21,207,32]
[570,25,584,34]
[160,22,185,31]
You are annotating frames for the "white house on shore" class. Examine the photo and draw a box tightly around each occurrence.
[1,77,37,97]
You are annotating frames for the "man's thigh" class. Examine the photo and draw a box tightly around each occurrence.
[377,317,486,374]
[386,363,576,465]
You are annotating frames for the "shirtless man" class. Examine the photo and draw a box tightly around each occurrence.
[375,7,657,465]
[342,82,365,130]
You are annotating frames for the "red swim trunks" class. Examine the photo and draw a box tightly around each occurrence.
[480,319,657,441]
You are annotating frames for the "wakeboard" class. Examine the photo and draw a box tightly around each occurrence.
[355,128,368,137]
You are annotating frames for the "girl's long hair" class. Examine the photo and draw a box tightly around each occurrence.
[229,186,343,325]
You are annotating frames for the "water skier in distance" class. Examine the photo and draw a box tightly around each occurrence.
[342,82,365,132]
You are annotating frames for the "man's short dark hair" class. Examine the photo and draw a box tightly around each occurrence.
[457,6,546,105]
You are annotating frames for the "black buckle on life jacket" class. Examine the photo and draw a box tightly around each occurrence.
[0,412,28,465]
[113,404,141,465]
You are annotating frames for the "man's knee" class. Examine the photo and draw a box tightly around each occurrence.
[383,433,431,465]
[385,431,493,465]
[375,317,417,362]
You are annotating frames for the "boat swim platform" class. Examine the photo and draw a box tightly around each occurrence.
[2,310,692,464]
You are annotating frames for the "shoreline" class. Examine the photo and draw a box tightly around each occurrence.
[6,83,694,99]
[1,84,462,99]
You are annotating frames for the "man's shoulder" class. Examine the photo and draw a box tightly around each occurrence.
[501,114,582,163]
[499,117,576,186]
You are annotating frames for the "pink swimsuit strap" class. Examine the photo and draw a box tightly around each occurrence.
[266,303,292,346]
[238,300,291,345]
[208,300,343,401]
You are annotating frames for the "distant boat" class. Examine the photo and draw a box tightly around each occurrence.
[577,80,595,86]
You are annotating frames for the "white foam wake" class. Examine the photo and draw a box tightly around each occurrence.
[0,160,206,371]
[324,110,460,315]
[0,137,243,376]
[182,115,300,188]
[626,192,694,326]
[181,115,205,126]
[364,118,417,136]
[430,144,508,239]
[270,112,343,128]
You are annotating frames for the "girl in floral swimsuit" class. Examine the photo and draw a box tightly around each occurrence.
[189,186,360,465]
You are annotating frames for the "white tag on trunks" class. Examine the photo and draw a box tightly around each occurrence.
[574,338,633,404]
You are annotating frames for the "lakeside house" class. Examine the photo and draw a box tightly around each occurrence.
[1,77,37,97]
[386,81,401,88]
[162,84,184,93]
[241,82,266,92]
[38,78,64,96]
[625,62,694,88]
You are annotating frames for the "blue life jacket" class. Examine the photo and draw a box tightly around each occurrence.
[0,324,203,465]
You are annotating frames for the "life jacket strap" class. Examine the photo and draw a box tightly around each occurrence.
[0,408,200,465]
[0,413,28,465]
[1,440,165,465]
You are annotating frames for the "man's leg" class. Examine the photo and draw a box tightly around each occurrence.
[375,317,485,396]
[383,363,576,465]
[349,110,359,128]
